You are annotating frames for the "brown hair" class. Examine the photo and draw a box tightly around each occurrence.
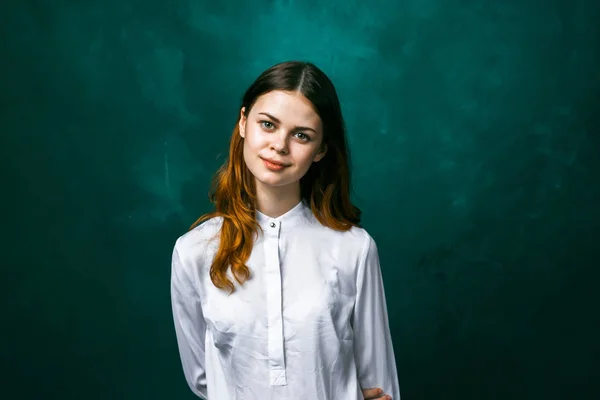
[190,61,362,293]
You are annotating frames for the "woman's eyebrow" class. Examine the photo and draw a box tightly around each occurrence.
[258,112,317,133]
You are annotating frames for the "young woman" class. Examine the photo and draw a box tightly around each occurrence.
[170,61,400,399]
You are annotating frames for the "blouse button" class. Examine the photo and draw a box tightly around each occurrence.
[270,222,276,228]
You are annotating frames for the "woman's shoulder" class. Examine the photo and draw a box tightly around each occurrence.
[314,220,376,253]
[173,216,224,259]
[346,225,378,254]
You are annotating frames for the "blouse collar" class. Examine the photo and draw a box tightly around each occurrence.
[255,198,311,232]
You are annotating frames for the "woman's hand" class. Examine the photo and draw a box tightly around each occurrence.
[362,387,392,400]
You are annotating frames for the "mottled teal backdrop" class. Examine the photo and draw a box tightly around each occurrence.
[2,0,599,399]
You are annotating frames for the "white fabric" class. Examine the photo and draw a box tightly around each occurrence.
[170,199,401,399]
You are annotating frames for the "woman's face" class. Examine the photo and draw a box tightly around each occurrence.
[239,90,327,192]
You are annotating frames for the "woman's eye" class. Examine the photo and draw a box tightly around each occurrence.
[261,121,275,130]
[295,132,311,141]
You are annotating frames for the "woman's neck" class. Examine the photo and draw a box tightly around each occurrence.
[255,182,302,219]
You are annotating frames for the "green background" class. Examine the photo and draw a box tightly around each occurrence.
[2,0,599,399]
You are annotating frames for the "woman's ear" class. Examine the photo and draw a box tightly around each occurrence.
[238,107,246,138]
[313,143,328,162]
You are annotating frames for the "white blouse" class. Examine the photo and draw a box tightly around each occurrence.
[170,199,401,399]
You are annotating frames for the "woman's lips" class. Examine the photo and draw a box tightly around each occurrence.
[262,157,287,171]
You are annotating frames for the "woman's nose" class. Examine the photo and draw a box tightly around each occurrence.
[270,134,288,154]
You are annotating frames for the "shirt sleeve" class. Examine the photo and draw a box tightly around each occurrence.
[170,241,209,399]
[352,233,401,400]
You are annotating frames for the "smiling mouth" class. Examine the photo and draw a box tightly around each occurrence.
[261,158,288,170]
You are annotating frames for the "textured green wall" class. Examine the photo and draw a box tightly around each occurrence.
[2,0,599,399]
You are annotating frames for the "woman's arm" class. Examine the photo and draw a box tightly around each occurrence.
[171,241,209,399]
[352,233,401,399]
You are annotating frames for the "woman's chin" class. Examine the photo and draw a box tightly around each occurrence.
[255,176,295,189]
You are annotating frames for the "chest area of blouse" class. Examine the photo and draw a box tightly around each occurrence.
[200,233,358,338]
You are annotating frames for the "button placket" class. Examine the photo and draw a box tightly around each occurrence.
[264,218,286,385]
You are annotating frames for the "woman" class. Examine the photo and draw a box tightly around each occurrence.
[170,61,400,399]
